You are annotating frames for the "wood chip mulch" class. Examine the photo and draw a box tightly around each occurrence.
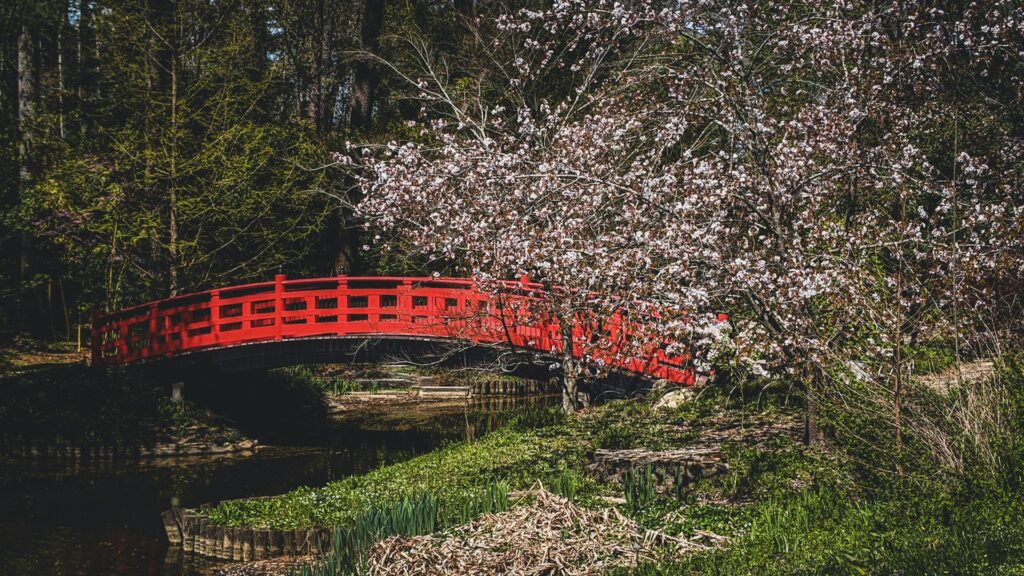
[365,487,711,575]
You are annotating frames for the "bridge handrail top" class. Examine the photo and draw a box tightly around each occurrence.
[93,275,550,324]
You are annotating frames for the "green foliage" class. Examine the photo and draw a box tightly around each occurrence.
[272,365,365,397]
[550,468,579,501]
[292,481,512,576]
[0,364,165,450]
[623,466,656,513]
[207,416,588,529]
[906,343,957,375]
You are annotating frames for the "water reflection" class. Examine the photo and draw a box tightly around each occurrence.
[0,395,556,576]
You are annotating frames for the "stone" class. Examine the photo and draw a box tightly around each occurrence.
[587,447,728,495]
[161,508,183,546]
[652,387,698,411]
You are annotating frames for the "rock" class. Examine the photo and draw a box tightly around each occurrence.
[653,387,697,411]
[587,448,728,495]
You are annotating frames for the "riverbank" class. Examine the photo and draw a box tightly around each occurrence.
[181,357,1024,576]
[170,385,804,573]
[0,343,257,460]
[0,399,535,576]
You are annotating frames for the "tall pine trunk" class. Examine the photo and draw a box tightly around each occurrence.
[332,0,386,276]
[168,52,179,296]
[17,24,39,288]
[349,0,385,133]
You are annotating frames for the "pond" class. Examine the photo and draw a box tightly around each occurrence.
[0,395,556,576]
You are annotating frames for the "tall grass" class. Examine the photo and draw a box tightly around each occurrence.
[551,468,579,501]
[752,489,827,554]
[293,480,511,576]
[623,465,655,513]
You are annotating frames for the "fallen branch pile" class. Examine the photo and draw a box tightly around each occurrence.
[366,487,709,575]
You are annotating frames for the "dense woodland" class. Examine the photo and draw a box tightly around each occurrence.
[0,0,463,338]
[3,0,1024,443]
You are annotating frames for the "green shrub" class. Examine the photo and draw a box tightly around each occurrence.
[906,343,956,375]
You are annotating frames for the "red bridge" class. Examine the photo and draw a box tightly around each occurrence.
[92,275,698,385]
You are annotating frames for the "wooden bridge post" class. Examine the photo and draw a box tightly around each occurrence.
[210,289,220,344]
[337,275,348,336]
[90,310,101,366]
[274,274,285,341]
[171,381,184,402]
[148,302,159,358]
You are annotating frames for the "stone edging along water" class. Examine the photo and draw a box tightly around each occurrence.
[162,502,333,561]
[164,447,731,562]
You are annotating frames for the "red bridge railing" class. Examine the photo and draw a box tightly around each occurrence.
[91,275,697,385]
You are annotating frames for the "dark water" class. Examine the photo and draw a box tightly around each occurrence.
[0,396,553,576]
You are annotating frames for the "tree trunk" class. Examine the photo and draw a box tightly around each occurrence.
[78,0,97,140]
[18,23,39,286]
[349,0,385,133]
[307,0,336,132]
[145,0,177,295]
[58,0,67,140]
[329,208,362,275]
[561,317,579,413]
[803,365,826,447]
[168,52,179,296]
[332,0,386,275]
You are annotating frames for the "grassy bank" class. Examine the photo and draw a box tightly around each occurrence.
[209,356,1024,575]
[205,386,803,530]
[613,356,1024,575]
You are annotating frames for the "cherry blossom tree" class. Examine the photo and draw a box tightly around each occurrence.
[353,0,1024,438]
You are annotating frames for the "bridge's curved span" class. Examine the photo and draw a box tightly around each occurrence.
[91,275,698,385]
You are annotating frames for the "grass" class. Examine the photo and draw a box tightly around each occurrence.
[205,386,797,529]
[293,481,512,576]
[206,414,590,528]
[611,355,1024,575]
[617,486,1024,575]
[211,357,1024,575]
[205,395,714,529]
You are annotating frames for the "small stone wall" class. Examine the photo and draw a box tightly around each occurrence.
[587,448,729,494]
[469,378,558,396]
[162,506,331,561]
[415,385,472,398]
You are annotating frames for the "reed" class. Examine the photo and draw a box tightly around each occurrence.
[623,465,655,513]
[551,469,578,501]
[293,480,511,576]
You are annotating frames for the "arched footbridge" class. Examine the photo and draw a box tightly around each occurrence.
[92,275,702,386]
